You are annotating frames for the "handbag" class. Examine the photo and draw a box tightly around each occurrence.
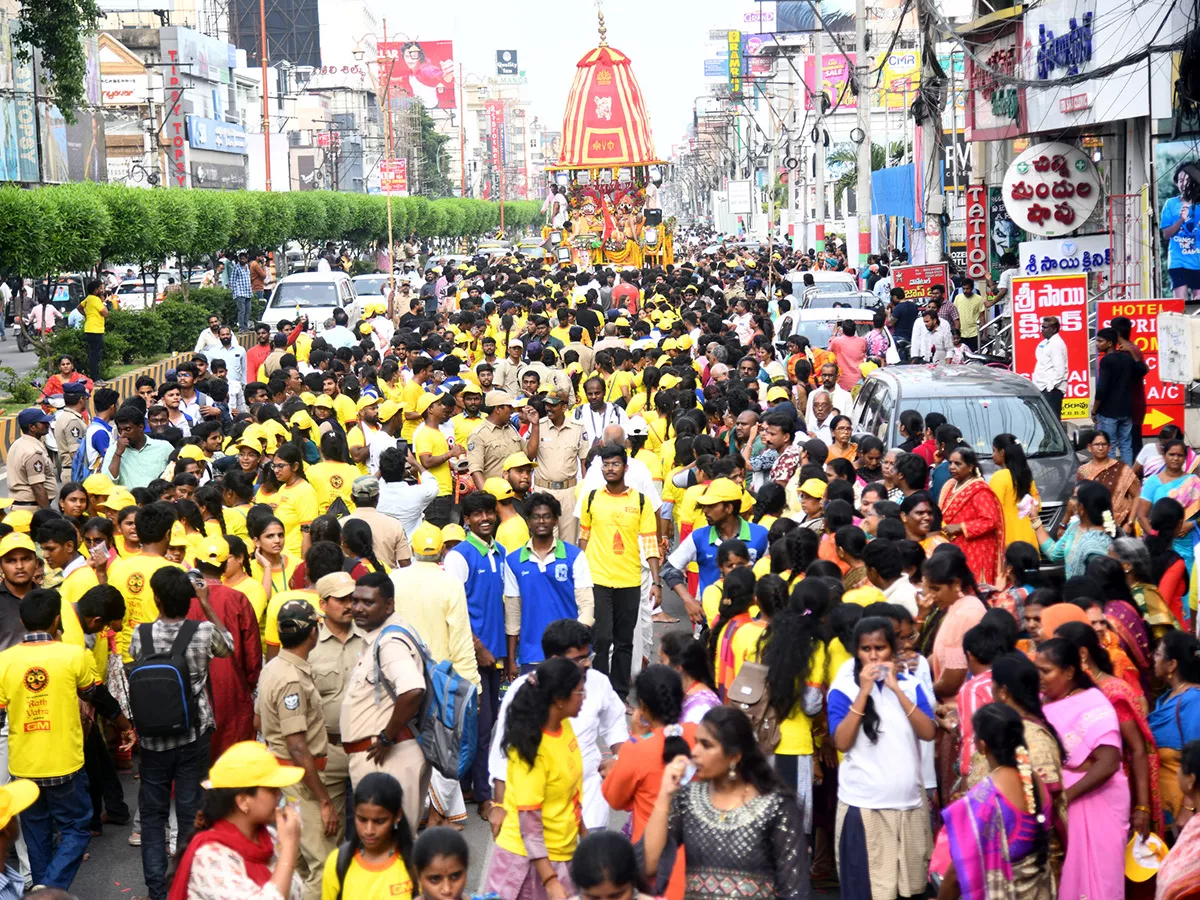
[725,660,781,753]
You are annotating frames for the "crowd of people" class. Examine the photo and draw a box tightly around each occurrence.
[0,232,1197,900]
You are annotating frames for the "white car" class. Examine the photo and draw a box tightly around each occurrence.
[260,272,356,329]
[112,278,163,310]
[785,307,899,365]
[789,271,859,305]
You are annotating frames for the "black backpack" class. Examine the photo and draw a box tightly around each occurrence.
[127,620,201,738]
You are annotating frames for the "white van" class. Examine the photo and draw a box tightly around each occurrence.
[260,272,356,329]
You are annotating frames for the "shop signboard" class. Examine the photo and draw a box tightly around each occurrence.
[1017,234,1111,276]
[1011,273,1090,418]
[727,31,742,98]
[187,116,247,154]
[1097,299,1185,433]
[380,158,407,194]
[1001,140,1101,237]
[804,53,855,110]
[965,32,1023,141]
[965,184,989,280]
[892,262,950,301]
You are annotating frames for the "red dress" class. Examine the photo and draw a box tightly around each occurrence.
[187,585,262,758]
[938,477,1005,585]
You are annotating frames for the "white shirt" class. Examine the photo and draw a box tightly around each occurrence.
[910,317,954,364]
[378,472,440,536]
[572,458,663,519]
[316,257,332,272]
[488,667,628,829]
[882,576,920,617]
[573,403,628,447]
[194,328,223,354]
[210,341,247,386]
[1032,332,1068,392]
[806,385,854,423]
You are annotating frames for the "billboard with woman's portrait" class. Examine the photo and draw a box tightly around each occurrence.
[1154,138,1200,298]
[378,40,456,110]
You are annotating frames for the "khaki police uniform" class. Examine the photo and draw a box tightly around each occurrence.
[53,408,86,484]
[256,649,332,900]
[466,419,524,482]
[7,433,54,507]
[309,622,365,839]
[533,417,585,543]
[339,611,428,832]
[565,341,595,374]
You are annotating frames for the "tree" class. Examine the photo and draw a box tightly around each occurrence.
[287,191,329,266]
[254,191,294,257]
[417,105,454,198]
[828,141,906,206]
[176,190,233,294]
[226,191,264,252]
[13,0,101,125]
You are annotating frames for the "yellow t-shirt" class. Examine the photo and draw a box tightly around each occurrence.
[701,581,723,627]
[320,849,412,900]
[579,488,656,589]
[225,575,268,635]
[110,555,183,662]
[605,370,634,403]
[346,423,379,476]
[0,639,100,778]
[333,394,357,429]
[401,381,425,441]
[262,589,320,649]
[306,461,359,514]
[82,294,106,334]
[451,413,486,449]
[59,578,110,674]
[741,639,828,756]
[249,555,301,597]
[276,480,319,558]
[496,720,583,861]
[827,638,852,677]
[224,505,250,541]
[413,424,453,497]
[635,448,663,486]
[843,585,887,607]
[496,514,530,554]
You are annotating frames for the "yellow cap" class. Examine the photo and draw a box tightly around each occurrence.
[235,440,263,456]
[358,322,373,335]
[0,780,38,831]
[0,499,12,510]
[662,338,678,351]
[483,477,514,501]
[203,741,304,790]
[0,532,35,556]
[416,392,442,416]
[411,522,444,556]
[798,478,827,499]
[177,445,206,462]
[767,385,790,402]
[312,395,335,410]
[614,317,630,327]
[195,535,230,566]
[379,400,402,423]
[82,473,115,496]
[100,489,136,511]
[168,522,188,548]
[677,335,694,350]
[299,391,317,406]
[454,332,472,345]
[502,451,536,471]
[695,477,744,506]
[288,410,316,431]
[441,524,466,543]
[460,383,483,396]
[1125,834,1169,882]
[659,373,682,390]
[3,511,32,535]
[357,395,382,412]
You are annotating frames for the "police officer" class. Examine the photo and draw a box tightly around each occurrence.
[466,390,539,490]
[255,600,336,900]
[8,408,55,509]
[54,381,89,483]
[308,571,364,837]
[532,394,585,543]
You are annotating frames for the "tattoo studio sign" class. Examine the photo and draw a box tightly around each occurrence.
[1001,141,1100,238]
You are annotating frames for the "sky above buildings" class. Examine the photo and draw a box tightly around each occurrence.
[367,0,743,152]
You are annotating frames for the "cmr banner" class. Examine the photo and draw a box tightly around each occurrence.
[1011,273,1090,419]
[1097,299,1186,433]
[892,262,950,301]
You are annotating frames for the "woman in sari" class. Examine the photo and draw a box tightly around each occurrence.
[827,415,858,462]
[970,652,1067,883]
[1056,622,1162,837]
[990,434,1040,549]
[1145,499,1191,629]
[901,491,950,556]
[1075,597,1145,701]
[1137,438,1200,582]
[1148,630,1200,826]
[1085,557,1156,690]
[940,703,1054,900]
[1133,424,1196,480]
[1077,429,1141,531]
[1110,537,1185,638]
[1155,740,1200,899]
[938,448,1005,585]
[1034,480,1117,580]
[1038,638,1129,900]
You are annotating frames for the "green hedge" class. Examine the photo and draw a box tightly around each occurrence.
[37,288,265,379]
[0,183,544,282]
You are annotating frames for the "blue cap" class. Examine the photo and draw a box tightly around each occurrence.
[17,409,52,427]
[63,381,88,397]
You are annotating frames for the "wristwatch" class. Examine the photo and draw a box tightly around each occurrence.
[376,730,395,748]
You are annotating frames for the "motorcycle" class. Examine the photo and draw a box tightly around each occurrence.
[13,318,30,353]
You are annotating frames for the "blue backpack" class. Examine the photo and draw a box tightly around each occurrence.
[373,623,478,780]
[70,438,94,484]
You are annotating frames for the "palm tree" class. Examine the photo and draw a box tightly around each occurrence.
[828,141,906,206]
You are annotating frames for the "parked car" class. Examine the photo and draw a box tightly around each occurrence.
[260,272,355,329]
[788,271,859,303]
[352,273,397,301]
[793,290,882,311]
[849,365,1079,533]
[780,308,899,364]
[112,279,162,310]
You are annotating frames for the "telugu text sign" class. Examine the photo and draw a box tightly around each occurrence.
[892,262,950,302]
[1011,273,1091,419]
[1097,299,1186,434]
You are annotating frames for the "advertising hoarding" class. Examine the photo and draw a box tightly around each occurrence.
[1011,273,1091,418]
[187,116,248,154]
[892,262,950,302]
[1097,299,1185,433]
[378,40,456,109]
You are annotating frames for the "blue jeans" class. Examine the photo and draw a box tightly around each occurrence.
[139,735,211,900]
[1096,415,1134,464]
[20,770,91,889]
[235,295,251,331]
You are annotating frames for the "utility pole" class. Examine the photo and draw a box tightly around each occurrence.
[918,0,947,263]
[854,0,872,271]
[788,66,797,245]
[814,25,826,252]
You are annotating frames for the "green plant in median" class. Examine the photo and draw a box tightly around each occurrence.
[0,365,40,405]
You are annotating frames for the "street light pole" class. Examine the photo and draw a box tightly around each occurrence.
[459,62,466,197]
[259,0,271,190]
